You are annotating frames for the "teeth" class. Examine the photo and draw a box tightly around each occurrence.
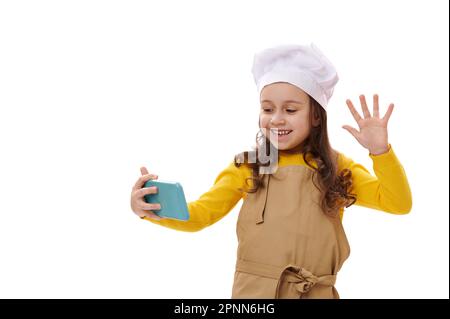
[271,129,291,135]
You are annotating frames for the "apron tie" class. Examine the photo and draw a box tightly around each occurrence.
[235,259,337,298]
[275,264,336,298]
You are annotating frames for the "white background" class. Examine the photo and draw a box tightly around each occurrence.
[0,0,448,299]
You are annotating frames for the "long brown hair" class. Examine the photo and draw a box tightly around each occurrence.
[234,96,356,218]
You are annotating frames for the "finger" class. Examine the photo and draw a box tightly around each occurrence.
[373,94,380,118]
[382,103,395,122]
[136,186,158,198]
[133,174,158,190]
[137,209,162,221]
[346,99,362,122]
[359,95,371,118]
[140,167,149,176]
[138,202,162,211]
[342,125,360,139]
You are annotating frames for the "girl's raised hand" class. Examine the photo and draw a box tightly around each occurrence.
[342,94,393,155]
[130,166,163,220]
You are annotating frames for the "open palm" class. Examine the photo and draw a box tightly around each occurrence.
[342,94,394,155]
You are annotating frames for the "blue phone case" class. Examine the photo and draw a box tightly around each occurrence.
[143,180,190,221]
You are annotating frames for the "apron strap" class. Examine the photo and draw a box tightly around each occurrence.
[255,174,270,224]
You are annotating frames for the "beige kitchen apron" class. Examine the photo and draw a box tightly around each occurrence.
[231,165,350,299]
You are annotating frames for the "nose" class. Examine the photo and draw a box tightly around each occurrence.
[270,114,286,126]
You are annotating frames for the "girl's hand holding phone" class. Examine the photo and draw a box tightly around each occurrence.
[130,167,163,220]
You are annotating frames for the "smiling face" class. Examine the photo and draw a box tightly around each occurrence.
[259,82,319,151]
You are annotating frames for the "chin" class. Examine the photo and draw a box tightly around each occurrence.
[275,144,291,150]
[277,140,304,152]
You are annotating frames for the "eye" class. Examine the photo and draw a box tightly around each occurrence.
[286,109,297,113]
[262,108,272,113]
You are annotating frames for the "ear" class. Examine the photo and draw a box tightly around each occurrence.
[312,111,320,127]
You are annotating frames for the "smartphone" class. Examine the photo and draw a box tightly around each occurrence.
[143,180,190,221]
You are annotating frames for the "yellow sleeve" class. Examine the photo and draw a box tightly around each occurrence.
[338,144,413,214]
[143,161,247,232]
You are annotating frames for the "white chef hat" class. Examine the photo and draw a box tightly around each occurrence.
[251,43,338,110]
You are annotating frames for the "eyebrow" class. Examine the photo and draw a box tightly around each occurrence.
[260,99,306,105]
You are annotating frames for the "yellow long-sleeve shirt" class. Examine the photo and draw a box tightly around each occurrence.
[144,144,412,232]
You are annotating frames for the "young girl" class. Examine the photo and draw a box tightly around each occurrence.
[130,43,412,299]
